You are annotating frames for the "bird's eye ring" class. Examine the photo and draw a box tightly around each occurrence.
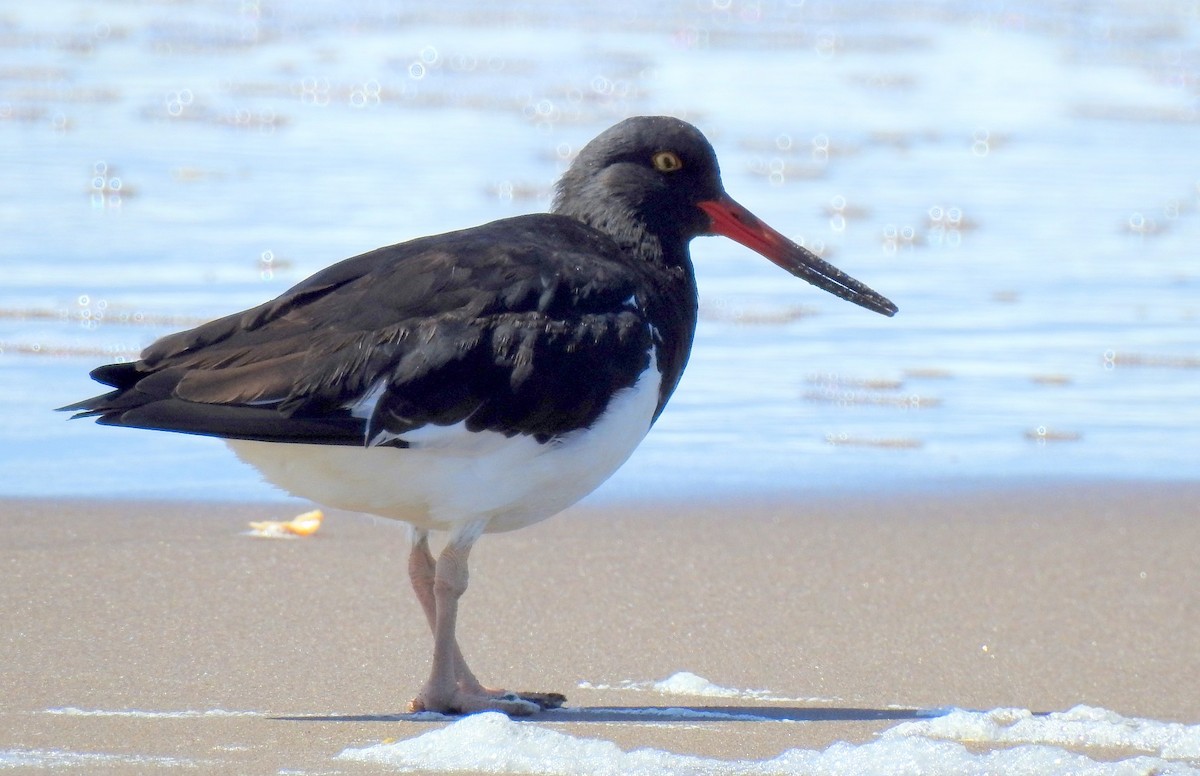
[651,151,684,173]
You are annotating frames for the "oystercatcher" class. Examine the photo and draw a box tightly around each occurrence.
[62,116,897,715]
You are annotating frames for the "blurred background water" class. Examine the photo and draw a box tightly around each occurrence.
[2,0,1197,503]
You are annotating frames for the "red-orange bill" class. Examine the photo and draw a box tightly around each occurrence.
[697,196,898,317]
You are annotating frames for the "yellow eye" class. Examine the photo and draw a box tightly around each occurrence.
[651,150,684,173]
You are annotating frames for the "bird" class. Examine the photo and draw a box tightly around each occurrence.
[61,115,897,716]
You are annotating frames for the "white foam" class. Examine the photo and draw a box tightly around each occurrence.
[338,712,751,775]
[569,706,772,723]
[0,747,192,768]
[578,671,828,703]
[338,708,1200,776]
[885,705,1200,760]
[44,707,260,719]
[650,671,763,699]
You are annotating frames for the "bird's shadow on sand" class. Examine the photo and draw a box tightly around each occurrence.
[274,705,934,724]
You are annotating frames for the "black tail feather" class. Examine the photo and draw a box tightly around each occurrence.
[58,360,367,446]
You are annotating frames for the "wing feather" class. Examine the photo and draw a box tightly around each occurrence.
[62,214,659,447]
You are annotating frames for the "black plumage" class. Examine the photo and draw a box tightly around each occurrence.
[64,213,695,446]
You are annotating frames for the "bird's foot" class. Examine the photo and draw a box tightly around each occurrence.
[511,691,566,710]
[407,688,565,716]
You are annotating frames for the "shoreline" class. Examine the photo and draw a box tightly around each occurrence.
[9,470,1198,511]
[3,481,1199,773]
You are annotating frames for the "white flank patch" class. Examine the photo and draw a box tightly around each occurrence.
[337,708,1200,776]
[346,378,387,422]
[228,349,661,533]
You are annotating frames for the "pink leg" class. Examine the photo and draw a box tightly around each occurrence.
[406,522,541,715]
[406,528,489,696]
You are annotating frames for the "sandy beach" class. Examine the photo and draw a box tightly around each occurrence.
[2,482,1199,773]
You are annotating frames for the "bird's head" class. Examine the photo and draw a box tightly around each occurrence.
[554,116,897,317]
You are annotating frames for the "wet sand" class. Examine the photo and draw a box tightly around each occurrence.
[2,482,1199,773]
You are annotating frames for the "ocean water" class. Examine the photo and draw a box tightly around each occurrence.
[1,0,1197,501]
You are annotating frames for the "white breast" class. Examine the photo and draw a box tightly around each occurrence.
[226,349,661,534]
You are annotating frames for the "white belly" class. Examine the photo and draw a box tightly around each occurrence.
[226,355,661,534]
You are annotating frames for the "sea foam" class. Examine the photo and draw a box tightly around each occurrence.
[577,671,825,702]
[339,706,1200,775]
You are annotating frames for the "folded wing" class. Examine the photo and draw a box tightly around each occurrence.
[62,215,659,448]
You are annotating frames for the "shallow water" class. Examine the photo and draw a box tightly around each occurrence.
[2,0,1197,501]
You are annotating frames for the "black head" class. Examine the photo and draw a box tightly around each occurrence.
[554,116,898,317]
[552,116,724,245]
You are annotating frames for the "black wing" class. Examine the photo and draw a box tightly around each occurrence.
[61,214,660,447]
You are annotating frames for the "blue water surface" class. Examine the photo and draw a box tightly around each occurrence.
[2,0,1197,503]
